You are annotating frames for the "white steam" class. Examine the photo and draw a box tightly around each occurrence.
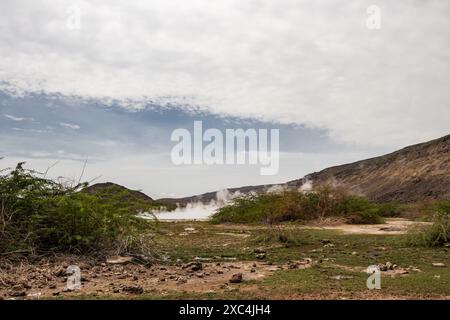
[150,189,241,220]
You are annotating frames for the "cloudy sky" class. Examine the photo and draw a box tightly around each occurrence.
[0,0,449,198]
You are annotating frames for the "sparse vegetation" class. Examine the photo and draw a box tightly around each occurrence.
[0,163,163,256]
[404,200,450,247]
[211,187,388,224]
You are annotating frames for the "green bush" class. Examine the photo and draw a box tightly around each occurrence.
[0,162,158,256]
[211,187,384,224]
[404,200,450,247]
[345,210,385,224]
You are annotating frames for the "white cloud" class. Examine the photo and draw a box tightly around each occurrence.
[59,122,80,130]
[4,114,34,121]
[0,0,449,147]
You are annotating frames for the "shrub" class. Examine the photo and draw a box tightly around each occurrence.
[0,162,158,256]
[404,200,450,247]
[211,187,384,224]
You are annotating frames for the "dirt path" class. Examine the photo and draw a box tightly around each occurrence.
[307,218,430,235]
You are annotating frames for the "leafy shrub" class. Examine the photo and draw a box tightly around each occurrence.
[0,162,158,256]
[345,210,385,224]
[211,187,384,224]
[404,200,450,247]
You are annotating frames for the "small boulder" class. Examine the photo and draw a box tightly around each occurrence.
[182,262,203,272]
[432,262,446,267]
[122,286,144,294]
[229,273,243,284]
[106,256,134,265]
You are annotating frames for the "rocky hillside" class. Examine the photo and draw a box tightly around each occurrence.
[160,134,450,205]
[83,182,176,211]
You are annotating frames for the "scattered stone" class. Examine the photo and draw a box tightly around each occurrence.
[176,277,187,284]
[54,268,66,277]
[184,227,196,232]
[229,273,243,284]
[8,289,26,297]
[379,227,402,232]
[182,262,203,272]
[122,286,144,294]
[256,253,266,259]
[366,265,380,274]
[250,268,256,273]
[351,251,358,255]
[432,263,446,267]
[48,283,57,289]
[323,243,335,248]
[106,256,134,265]
[254,248,266,254]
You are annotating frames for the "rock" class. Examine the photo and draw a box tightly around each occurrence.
[182,262,203,272]
[379,227,402,232]
[122,286,144,294]
[323,243,335,248]
[106,256,134,265]
[432,263,446,267]
[255,253,266,259]
[366,265,380,274]
[229,273,243,283]
[254,248,266,254]
[385,262,393,270]
[321,239,332,244]
[250,268,256,273]
[196,273,204,278]
[177,277,187,284]
[8,289,26,297]
[54,268,66,277]
[48,283,57,289]
[184,227,196,232]
[351,251,358,255]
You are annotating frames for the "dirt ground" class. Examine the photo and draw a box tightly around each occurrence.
[1,219,448,300]
[308,218,431,235]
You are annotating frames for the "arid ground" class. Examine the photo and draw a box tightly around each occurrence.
[1,218,449,300]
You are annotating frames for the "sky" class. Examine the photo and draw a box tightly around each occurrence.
[0,0,449,198]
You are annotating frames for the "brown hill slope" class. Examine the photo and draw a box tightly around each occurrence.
[160,134,450,205]
[287,134,450,203]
